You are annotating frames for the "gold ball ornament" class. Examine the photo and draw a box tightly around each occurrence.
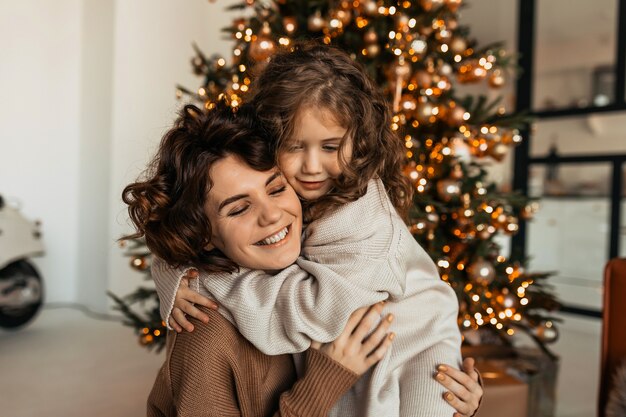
[334,9,352,26]
[415,97,435,123]
[249,33,277,62]
[366,43,381,57]
[489,142,509,162]
[534,321,559,344]
[130,256,150,271]
[283,16,298,34]
[467,257,496,284]
[436,178,462,202]
[420,0,445,11]
[447,104,466,125]
[308,11,326,32]
[400,94,418,112]
[445,0,463,12]
[361,0,378,16]
[414,70,433,88]
[450,37,467,54]
[364,29,378,44]
[489,68,506,88]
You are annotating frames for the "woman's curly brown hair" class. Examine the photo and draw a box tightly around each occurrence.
[252,41,412,221]
[121,102,275,273]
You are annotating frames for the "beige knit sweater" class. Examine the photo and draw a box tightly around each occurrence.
[153,179,462,417]
[147,308,359,417]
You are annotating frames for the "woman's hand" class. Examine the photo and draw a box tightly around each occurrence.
[168,269,219,333]
[435,357,483,417]
[310,303,394,376]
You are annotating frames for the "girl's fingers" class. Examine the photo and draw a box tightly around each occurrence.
[168,316,182,333]
[364,332,394,367]
[182,291,219,310]
[171,307,194,332]
[351,303,384,342]
[462,357,480,381]
[362,313,394,354]
[439,363,476,390]
[436,370,471,402]
[179,301,210,324]
[184,268,199,280]
[443,391,470,417]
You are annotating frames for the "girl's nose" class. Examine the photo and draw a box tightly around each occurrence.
[302,151,322,175]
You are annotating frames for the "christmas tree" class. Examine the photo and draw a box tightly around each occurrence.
[112,0,560,356]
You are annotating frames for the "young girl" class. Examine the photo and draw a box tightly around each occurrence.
[126,102,396,416]
[154,43,481,417]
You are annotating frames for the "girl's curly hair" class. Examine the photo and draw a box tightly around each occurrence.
[121,102,275,273]
[252,41,412,221]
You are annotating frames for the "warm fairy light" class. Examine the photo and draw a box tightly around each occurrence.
[474,312,482,319]
[389,6,396,14]
[394,48,402,56]
[438,259,450,268]
[490,318,498,324]
[472,294,480,302]
[419,178,427,185]
[142,327,150,334]
[425,88,433,95]
[217,58,226,66]
[409,18,416,27]
[498,312,506,319]
[441,44,449,52]
[232,83,240,90]
[464,283,473,291]
[513,314,522,321]
[505,309,514,317]
[154,330,161,336]
[496,323,503,329]
[464,319,471,327]
[235,32,243,39]
[497,256,506,263]
[239,64,246,72]
[443,245,450,252]
[520,298,529,305]
[234,48,242,56]
[279,37,290,46]
[407,151,414,158]
[507,329,515,335]
[245,28,253,36]
[417,184,425,192]
[454,54,462,62]
[409,171,419,179]
[198,87,206,96]
[486,307,494,314]
[240,85,249,92]
[244,35,252,42]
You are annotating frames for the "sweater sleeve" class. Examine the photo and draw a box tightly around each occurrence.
[164,310,357,417]
[275,349,358,417]
[152,257,201,329]
[153,179,406,354]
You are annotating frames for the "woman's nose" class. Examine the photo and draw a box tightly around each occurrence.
[258,198,283,226]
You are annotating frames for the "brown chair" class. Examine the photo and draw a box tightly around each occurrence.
[599,258,626,417]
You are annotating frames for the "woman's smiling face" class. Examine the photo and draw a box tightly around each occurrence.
[204,154,302,271]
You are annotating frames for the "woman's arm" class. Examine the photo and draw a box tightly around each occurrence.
[149,305,393,417]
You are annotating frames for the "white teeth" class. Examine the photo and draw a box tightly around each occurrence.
[257,227,289,246]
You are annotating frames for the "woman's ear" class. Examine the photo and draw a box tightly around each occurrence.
[204,242,215,251]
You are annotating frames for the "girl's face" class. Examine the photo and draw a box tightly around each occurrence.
[278,107,352,201]
[205,155,302,271]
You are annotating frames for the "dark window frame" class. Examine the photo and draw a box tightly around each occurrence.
[512,0,626,318]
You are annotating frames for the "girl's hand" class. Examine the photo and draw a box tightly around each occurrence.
[168,269,219,333]
[310,303,394,376]
[435,357,483,417]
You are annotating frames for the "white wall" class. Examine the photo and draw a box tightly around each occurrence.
[0,0,82,303]
[0,0,235,309]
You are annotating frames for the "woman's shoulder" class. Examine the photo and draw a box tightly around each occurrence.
[172,308,243,353]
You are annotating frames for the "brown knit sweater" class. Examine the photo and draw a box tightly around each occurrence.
[147,308,359,417]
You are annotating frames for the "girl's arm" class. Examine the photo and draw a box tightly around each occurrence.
[151,180,403,353]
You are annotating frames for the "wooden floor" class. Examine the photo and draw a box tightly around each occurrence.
[0,306,600,417]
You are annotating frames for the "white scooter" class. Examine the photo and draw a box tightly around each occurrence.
[0,195,44,328]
